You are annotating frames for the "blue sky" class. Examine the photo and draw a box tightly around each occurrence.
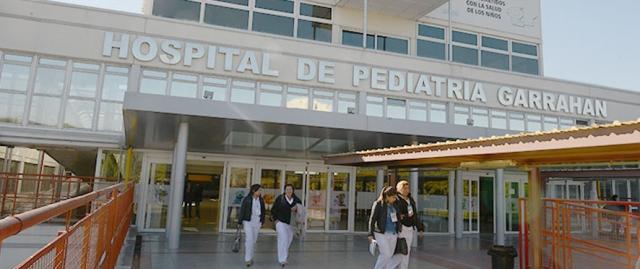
[53,0,640,92]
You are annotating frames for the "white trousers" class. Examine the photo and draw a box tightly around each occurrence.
[374,232,401,269]
[243,221,260,262]
[397,226,414,269]
[276,221,295,263]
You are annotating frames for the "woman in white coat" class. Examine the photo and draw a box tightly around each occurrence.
[368,186,401,269]
[237,184,266,267]
[271,184,303,267]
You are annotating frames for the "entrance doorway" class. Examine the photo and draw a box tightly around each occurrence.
[181,160,224,233]
[479,177,494,234]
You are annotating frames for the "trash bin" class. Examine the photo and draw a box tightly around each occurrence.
[487,245,517,269]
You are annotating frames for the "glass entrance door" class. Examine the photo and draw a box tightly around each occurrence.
[306,168,329,231]
[257,165,283,230]
[504,173,528,233]
[329,169,352,231]
[223,164,253,230]
[143,162,172,231]
[463,176,480,233]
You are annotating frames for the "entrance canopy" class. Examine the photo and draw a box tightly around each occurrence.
[324,119,640,168]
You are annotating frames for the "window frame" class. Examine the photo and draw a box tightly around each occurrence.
[340,28,410,55]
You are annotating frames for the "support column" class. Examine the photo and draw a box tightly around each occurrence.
[376,168,384,194]
[409,168,419,247]
[455,169,463,239]
[0,146,14,195]
[495,169,506,246]
[165,143,179,239]
[448,170,455,234]
[528,167,543,268]
[362,0,368,48]
[168,122,189,250]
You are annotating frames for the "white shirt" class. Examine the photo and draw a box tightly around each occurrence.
[250,197,261,224]
[285,195,294,205]
[402,196,414,217]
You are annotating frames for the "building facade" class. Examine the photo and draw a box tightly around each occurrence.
[1,0,640,241]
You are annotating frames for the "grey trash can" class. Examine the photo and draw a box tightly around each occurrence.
[487,245,517,269]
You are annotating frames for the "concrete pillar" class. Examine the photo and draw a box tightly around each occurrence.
[363,0,368,48]
[168,122,189,250]
[528,167,543,268]
[166,142,179,239]
[455,169,463,239]
[409,168,419,247]
[376,168,384,194]
[448,170,455,234]
[495,169,506,245]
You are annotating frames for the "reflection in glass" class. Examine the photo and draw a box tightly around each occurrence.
[70,71,98,98]
[34,67,65,95]
[355,168,377,231]
[64,99,94,129]
[170,80,197,98]
[260,169,282,230]
[417,40,446,60]
[204,4,249,29]
[29,96,60,127]
[307,171,327,231]
[144,163,171,229]
[226,167,252,229]
[297,20,332,43]
[140,77,167,95]
[418,170,449,233]
[0,64,30,91]
[102,73,128,101]
[330,172,350,230]
[0,92,25,124]
[98,102,123,132]
[252,12,294,37]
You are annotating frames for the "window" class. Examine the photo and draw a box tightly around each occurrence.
[526,114,542,132]
[29,95,61,127]
[454,105,469,125]
[230,80,256,104]
[297,20,332,43]
[98,102,123,132]
[140,70,168,95]
[0,92,26,124]
[490,110,507,129]
[417,40,446,60]
[152,0,201,22]
[102,66,128,101]
[203,77,228,101]
[452,46,478,65]
[204,4,249,30]
[300,3,331,19]
[481,50,508,70]
[66,62,99,130]
[286,86,309,109]
[255,0,293,13]
[342,30,408,54]
[559,118,574,129]
[512,42,538,56]
[408,100,427,121]
[512,56,539,75]
[482,36,508,51]
[70,62,99,98]
[418,24,445,39]
[64,99,94,129]
[386,98,406,119]
[366,95,383,117]
[312,89,334,112]
[0,54,32,92]
[170,73,198,98]
[34,58,66,95]
[429,102,447,123]
[471,107,489,128]
[543,116,559,131]
[337,92,357,114]
[259,83,283,107]
[452,31,477,45]
[252,12,294,37]
[509,112,525,131]
[342,30,375,49]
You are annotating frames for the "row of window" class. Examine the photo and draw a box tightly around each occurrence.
[417,24,539,75]
[365,95,447,123]
[0,52,126,132]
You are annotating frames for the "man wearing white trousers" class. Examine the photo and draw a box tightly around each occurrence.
[271,184,302,267]
[238,184,266,267]
[394,181,425,269]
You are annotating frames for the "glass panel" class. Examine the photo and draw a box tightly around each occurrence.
[338,99,356,114]
[259,91,282,107]
[225,167,252,230]
[430,103,447,123]
[70,71,98,98]
[144,163,171,229]
[330,172,350,230]
[418,170,449,233]
[544,117,559,131]
[342,31,374,49]
[615,180,629,199]
[255,0,293,13]
[512,56,539,75]
[418,24,445,39]
[216,0,248,5]
[491,114,507,129]
[152,0,201,22]
[482,36,508,50]
[452,46,478,65]
[29,96,60,127]
[140,77,167,95]
[204,4,249,30]
[505,181,520,231]
[170,80,198,98]
[286,88,308,109]
[0,64,31,91]
[230,83,255,104]
[297,20,332,43]
[527,115,542,131]
[417,40,446,60]
[0,92,25,124]
[34,67,65,95]
[481,51,509,70]
[386,98,406,119]
[454,106,469,125]
[312,97,333,112]
[472,108,489,128]
[102,73,128,101]
[376,35,408,54]
[366,103,383,117]
[307,171,328,231]
[300,3,331,19]
[408,107,427,121]
[512,42,538,56]
[64,99,94,129]
[452,31,477,45]
[355,168,377,231]
[203,85,226,101]
[285,170,304,190]
[252,12,294,37]
[4,54,32,62]
[98,102,123,132]
[509,113,525,131]
[259,168,282,230]
[630,180,639,202]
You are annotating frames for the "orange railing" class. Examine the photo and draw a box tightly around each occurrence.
[519,198,640,269]
[0,182,134,269]
[0,173,118,217]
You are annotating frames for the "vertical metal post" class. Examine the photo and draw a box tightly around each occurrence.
[168,122,189,250]
[455,169,463,239]
[495,169,506,245]
[362,0,368,48]
[376,168,384,194]
[0,146,14,200]
[409,168,419,247]
[448,170,455,234]
[528,166,543,268]
[166,143,179,239]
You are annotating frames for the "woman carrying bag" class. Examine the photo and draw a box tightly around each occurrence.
[394,181,425,269]
[271,184,302,267]
[368,186,402,269]
[237,184,266,267]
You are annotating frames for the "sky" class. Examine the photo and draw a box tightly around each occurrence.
[52,0,640,93]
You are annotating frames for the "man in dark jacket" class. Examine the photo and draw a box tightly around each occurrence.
[394,181,425,269]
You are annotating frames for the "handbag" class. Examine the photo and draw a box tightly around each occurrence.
[231,226,242,253]
[394,237,408,255]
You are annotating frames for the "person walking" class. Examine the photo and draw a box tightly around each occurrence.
[271,184,303,267]
[394,181,425,269]
[368,186,401,269]
[238,184,266,267]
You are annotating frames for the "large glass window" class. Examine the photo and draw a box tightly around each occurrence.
[490,110,507,129]
[170,73,198,98]
[202,77,227,101]
[204,4,249,30]
[512,42,538,56]
[255,0,293,13]
[452,31,477,45]
[452,46,478,65]
[312,89,334,112]
[230,80,256,104]
[140,70,168,95]
[417,40,446,60]
[98,102,123,132]
[430,102,447,123]
[559,118,574,129]
[408,100,427,122]
[376,35,408,54]
[543,116,559,131]
[342,30,375,49]
[0,92,26,124]
[69,62,99,98]
[454,105,469,125]
[29,96,61,127]
[337,92,357,114]
[286,86,309,109]
[526,114,542,132]
[366,95,383,117]
[152,0,201,22]
[417,170,450,233]
[509,112,525,131]
[512,56,539,75]
[386,98,406,119]
[300,3,331,19]
[0,62,31,91]
[482,36,508,51]
[64,99,95,129]
[419,24,445,39]
[34,59,66,95]
[252,12,294,37]
[471,107,489,128]
[481,50,509,70]
[258,83,283,107]
[330,172,350,230]
[297,20,332,43]
[355,168,377,231]
[102,66,128,101]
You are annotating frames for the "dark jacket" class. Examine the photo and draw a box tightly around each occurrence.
[271,194,302,225]
[368,200,401,237]
[238,195,266,224]
[395,194,425,232]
